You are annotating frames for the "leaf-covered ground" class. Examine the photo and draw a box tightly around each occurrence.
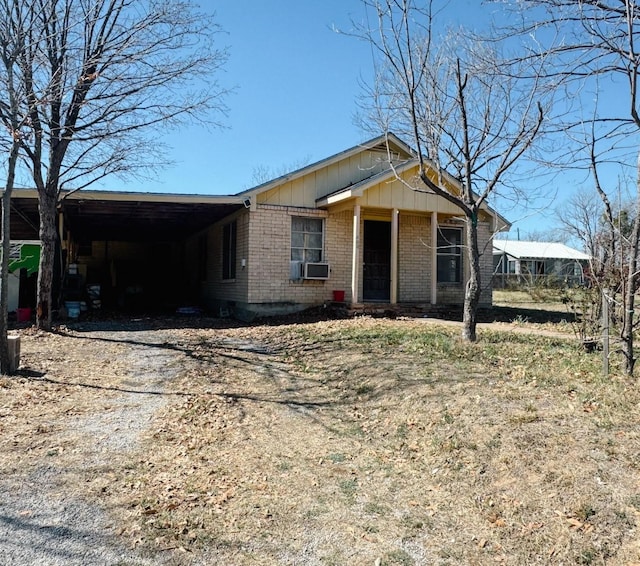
[1,316,639,565]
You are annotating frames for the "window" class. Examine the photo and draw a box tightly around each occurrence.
[291,216,323,263]
[520,260,544,278]
[222,220,237,280]
[437,227,462,283]
[8,243,21,261]
[197,234,208,282]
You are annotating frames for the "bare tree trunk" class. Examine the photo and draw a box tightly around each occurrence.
[620,151,640,376]
[0,141,19,373]
[0,185,10,372]
[36,188,57,330]
[621,244,638,376]
[462,212,481,342]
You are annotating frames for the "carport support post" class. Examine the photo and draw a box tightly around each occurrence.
[431,211,438,305]
[390,208,398,304]
[58,211,65,255]
[351,203,361,304]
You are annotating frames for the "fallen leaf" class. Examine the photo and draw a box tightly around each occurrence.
[520,521,544,534]
[567,517,583,529]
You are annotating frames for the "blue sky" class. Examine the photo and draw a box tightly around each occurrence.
[101,0,568,239]
[114,0,375,194]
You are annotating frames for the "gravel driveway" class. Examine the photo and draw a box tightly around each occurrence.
[0,324,189,566]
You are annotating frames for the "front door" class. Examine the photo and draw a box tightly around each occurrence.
[363,220,391,302]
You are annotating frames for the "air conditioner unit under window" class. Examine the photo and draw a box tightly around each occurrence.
[303,262,330,280]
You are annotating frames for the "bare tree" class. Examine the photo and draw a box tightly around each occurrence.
[501,0,640,374]
[5,0,228,329]
[558,191,606,266]
[0,0,32,372]
[249,155,313,187]
[355,0,546,341]
[558,179,634,282]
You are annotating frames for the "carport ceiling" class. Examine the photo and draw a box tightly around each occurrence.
[9,190,245,242]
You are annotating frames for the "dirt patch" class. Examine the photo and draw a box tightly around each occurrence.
[0,322,200,565]
[1,315,639,565]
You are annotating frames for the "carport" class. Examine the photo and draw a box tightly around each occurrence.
[8,189,245,312]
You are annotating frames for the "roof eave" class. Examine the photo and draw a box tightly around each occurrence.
[6,188,245,206]
[316,189,358,207]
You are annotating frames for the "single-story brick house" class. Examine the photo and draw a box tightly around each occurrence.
[7,133,509,317]
[186,133,508,316]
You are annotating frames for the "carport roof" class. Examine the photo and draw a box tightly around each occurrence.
[8,189,245,242]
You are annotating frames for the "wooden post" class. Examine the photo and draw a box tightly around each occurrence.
[390,208,399,305]
[351,204,361,304]
[431,211,438,305]
[8,335,20,374]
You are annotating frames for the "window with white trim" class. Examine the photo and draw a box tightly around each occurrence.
[222,220,237,280]
[291,216,323,263]
[437,227,463,284]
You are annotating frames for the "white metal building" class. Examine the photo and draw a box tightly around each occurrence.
[493,240,591,286]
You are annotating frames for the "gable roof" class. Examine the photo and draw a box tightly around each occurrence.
[315,158,419,206]
[239,132,511,230]
[238,132,415,200]
[493,240,590,261]
[315,157,510,231]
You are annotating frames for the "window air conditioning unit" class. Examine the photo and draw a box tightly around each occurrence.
[303,262,330,280]
[290,261,304,280]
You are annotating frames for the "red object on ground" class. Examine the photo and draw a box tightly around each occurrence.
[16,308,31,322]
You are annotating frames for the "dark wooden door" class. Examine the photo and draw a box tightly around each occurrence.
[363,220,391,301]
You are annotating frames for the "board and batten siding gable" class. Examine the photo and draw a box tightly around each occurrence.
[357,167,462,215]
[257,149,394,208]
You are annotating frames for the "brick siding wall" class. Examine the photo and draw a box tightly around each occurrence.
[189,206,495,315]
[326,209,354,301]
[246,205,332,309]
[184,209,250,313]
[398,214,431,303]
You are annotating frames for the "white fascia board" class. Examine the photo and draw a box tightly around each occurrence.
[62,190,244,205]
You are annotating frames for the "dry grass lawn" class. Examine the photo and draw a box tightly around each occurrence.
[1,312,640,565]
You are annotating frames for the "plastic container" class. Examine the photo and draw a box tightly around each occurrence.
[65,301,81,319]
[332,290,345,302]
